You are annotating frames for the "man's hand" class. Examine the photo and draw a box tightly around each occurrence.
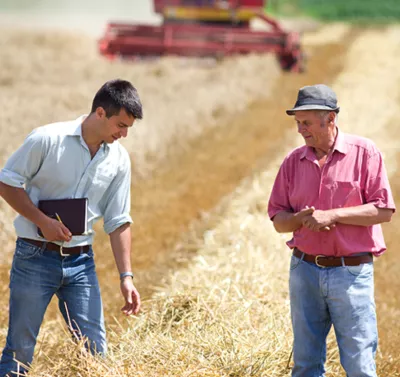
[120,277,141,316]
[272,206,316,233]
[302,209,337,232]
[294,206,316,224]
[39,217,72,242]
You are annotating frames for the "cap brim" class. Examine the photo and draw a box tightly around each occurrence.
[286,105,340,116]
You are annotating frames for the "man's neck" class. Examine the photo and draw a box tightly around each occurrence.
[313,127,338,160]
[81,115,102,150]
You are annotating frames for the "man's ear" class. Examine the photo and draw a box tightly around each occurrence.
[328,111,336,124]
[95,107,106,119]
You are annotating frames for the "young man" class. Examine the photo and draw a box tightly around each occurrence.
[268,84,395,377]
[0,79,142,376]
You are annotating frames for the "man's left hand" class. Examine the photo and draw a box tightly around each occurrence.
[120,278,141,316]
[302,209,337,232]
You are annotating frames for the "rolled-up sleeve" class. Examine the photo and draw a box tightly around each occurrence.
[364,151,396,211]
[268,158,292,220]
[0,129,49,188]
[101,148,133,234]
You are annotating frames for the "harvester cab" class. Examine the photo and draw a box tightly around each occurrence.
[156,0,263,26]
[99,0,304,72]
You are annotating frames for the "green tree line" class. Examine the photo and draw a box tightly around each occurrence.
[266,0,400,21]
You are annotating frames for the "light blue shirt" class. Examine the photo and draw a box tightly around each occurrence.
[0,115,133,246]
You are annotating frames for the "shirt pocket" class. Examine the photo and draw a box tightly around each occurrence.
[331,181,364,208]
[88,166,116,205]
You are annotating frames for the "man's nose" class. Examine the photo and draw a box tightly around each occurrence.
[297,123,307,134]
[120,128,128,138]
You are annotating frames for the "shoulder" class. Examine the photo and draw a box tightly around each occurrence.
[282,145,307,164]
[29,119,78,143]
[24,126,51,146]
[38,119,77,137]
[342,133,380,156]
[273,146,306,177]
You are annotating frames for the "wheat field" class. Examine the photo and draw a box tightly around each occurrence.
[0,22,399,376]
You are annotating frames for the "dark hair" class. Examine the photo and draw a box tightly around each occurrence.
[91,79,143,120]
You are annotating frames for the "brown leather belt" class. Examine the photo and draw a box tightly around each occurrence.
[293,248,373,268]
[21,238,90,255]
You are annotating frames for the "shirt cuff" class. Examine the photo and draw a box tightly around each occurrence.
[103,214,133,234]
[372,201,396,212]
[0,169,26,188]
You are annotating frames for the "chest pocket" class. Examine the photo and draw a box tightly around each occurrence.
[88,163,117,205]
[331,181,364,208]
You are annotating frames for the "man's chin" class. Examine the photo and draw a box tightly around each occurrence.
[304,139,314,147]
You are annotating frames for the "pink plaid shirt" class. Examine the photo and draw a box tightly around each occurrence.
[268,129,395,257]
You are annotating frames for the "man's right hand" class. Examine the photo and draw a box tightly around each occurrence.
[294,206,315,224]
[39,217,72,242]
[299,206,334,232]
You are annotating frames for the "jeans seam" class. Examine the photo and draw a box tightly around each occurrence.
[290,253,305,271]
[318,319,330,376]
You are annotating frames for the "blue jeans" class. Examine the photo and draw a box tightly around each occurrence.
[0,238,106,377]
[289,253,378,377]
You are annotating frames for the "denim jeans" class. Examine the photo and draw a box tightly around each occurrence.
[0,238,106,377]
[289,253,378,377]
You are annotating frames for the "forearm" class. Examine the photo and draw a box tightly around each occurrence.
[331,203,393,226]
[109,223,132,274]
[272,211,302,233]
[0,182,48,227]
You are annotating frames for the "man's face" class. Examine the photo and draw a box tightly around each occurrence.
[295,110,334,149]
[97,107,135,144]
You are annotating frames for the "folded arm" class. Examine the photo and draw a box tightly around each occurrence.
[302,204,393,232]
[329,203,393,226]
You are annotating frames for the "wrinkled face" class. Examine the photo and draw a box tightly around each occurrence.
[96,107,135,144]
[295,110,334,149]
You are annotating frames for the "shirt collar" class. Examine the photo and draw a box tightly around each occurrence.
[300,127,348,160]
[65,115,87,137]
[67,115,110,151]
[332,127,348,155]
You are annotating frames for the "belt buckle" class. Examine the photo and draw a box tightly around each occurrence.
[59,244,70,257]
[315,255,327,268]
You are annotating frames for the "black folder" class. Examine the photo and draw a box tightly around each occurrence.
[37,198,88,237]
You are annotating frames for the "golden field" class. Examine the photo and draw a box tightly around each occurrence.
[0,22,399,376]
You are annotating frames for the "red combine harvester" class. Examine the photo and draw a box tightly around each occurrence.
[99,0,304,72]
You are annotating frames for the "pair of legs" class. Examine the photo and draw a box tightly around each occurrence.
[0,238,106,377]
[289,253,378,377]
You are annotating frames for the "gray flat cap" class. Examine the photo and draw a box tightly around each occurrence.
[286,84,340,115]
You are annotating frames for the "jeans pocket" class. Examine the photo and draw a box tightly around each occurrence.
[15,239,43,260]
[80,247,94,261]
[86,247,94,258]
[346,262,373,277]
[290,255,302,271]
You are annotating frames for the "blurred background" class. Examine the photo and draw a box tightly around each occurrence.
[0,0,160,36]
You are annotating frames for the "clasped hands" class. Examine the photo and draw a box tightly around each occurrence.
[296,206,337,232]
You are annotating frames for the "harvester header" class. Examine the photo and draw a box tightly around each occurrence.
[99,0,304,72]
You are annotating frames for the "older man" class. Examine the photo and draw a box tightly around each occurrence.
[268,84,395,377]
